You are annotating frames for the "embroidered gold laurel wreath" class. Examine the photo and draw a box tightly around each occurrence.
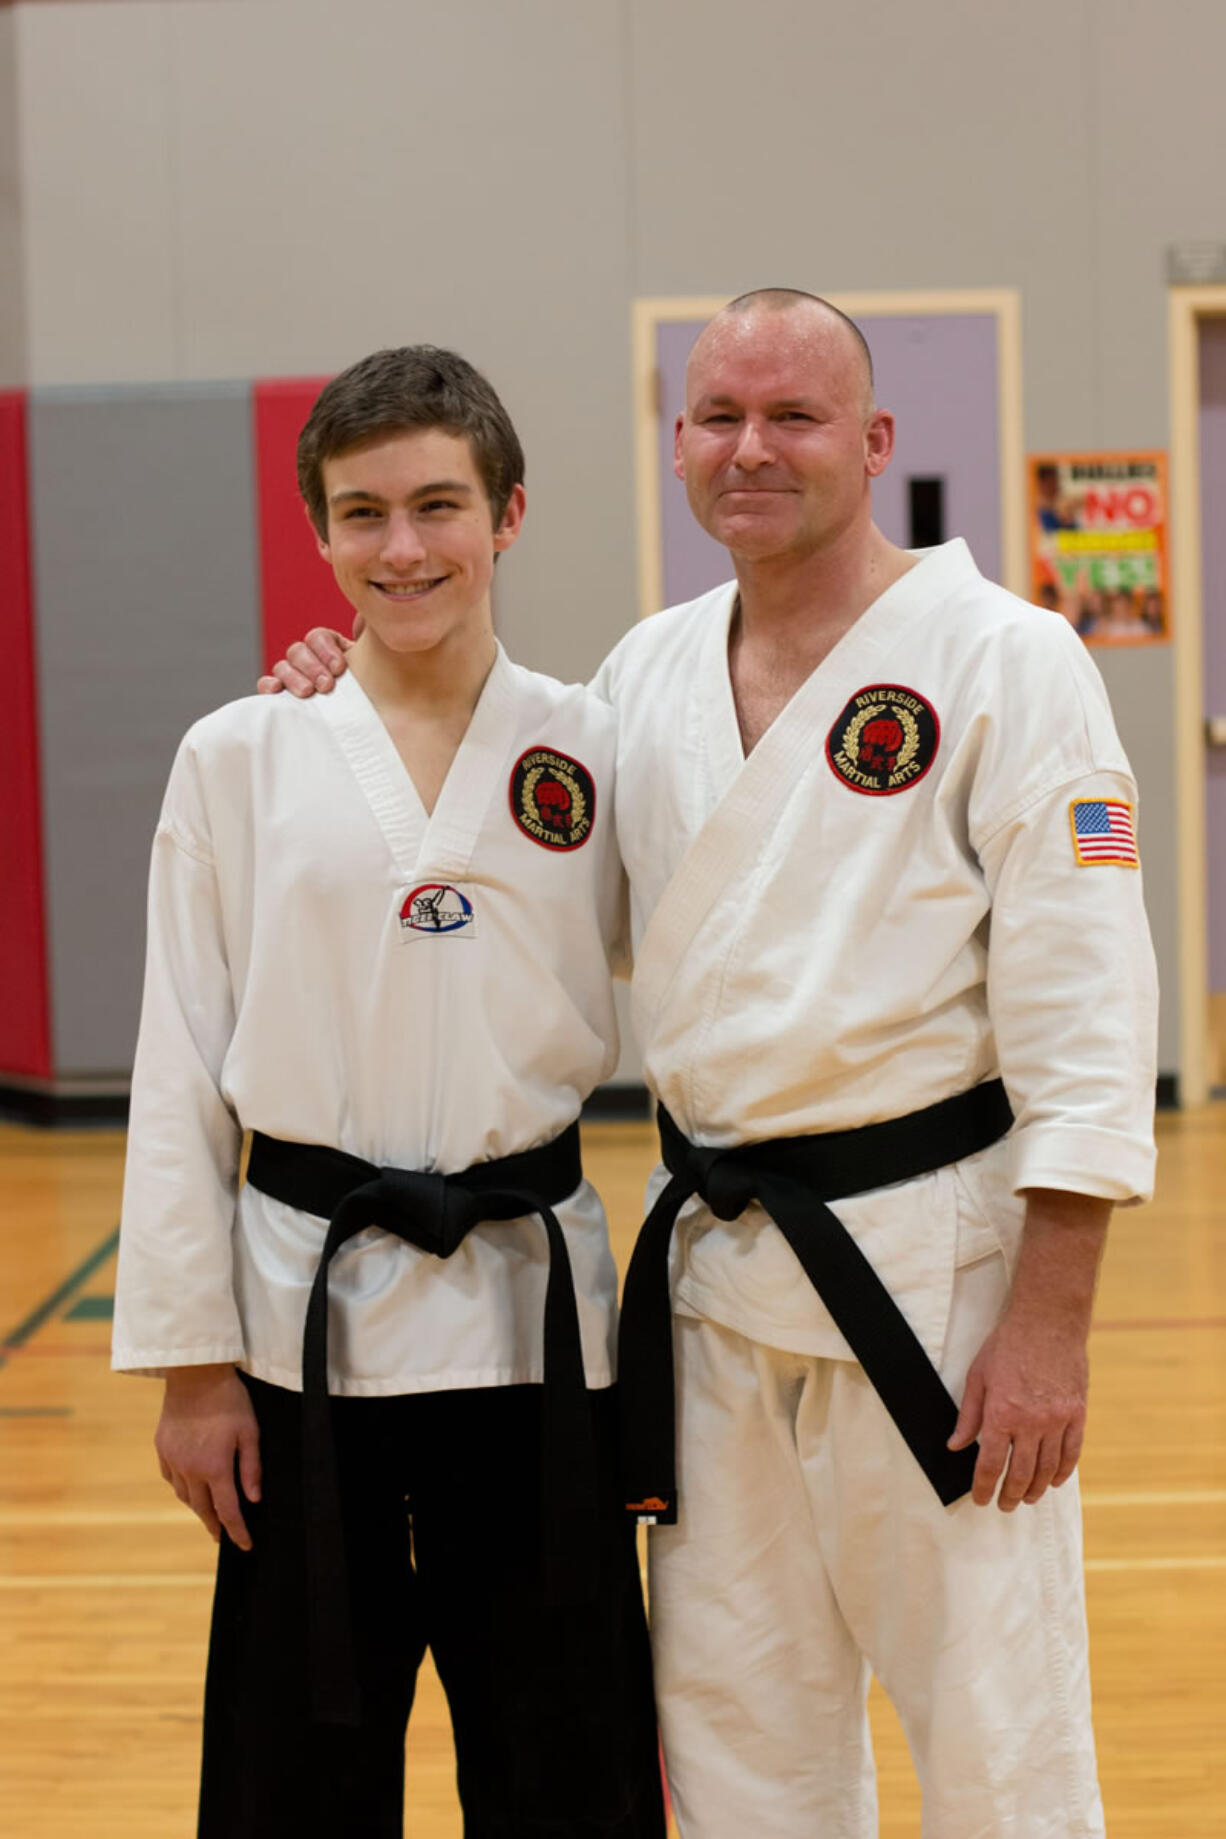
[839,701,921,776]
[520,763,588,833]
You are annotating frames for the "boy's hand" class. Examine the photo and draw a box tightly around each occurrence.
[257,625,355,697]
[155,1364,262,1549]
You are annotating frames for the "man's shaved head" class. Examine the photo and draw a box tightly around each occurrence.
[693,288,876,415]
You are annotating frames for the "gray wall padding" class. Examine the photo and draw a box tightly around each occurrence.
[29,383,260,1078]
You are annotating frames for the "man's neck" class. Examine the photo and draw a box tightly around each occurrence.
[733,522,916,658]
[727,522,917,755]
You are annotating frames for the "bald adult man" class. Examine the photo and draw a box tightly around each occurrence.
[267,292,1157,1838]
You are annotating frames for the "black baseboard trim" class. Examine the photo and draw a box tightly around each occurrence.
[0,1073,1186,1131]
[0,1083,130,1128]
[581,1082,652,1121]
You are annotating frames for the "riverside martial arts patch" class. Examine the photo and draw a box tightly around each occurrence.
[397,883,478,940]
[509,747,595,850]
[1069,799,1139,868]
[825,685,940,797]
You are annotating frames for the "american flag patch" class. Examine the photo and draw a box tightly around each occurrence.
[1069,799,1139,868]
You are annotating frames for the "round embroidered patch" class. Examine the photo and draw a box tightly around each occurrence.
[825,685,940,797]
[509,747,596,850]
[399,884,476,936]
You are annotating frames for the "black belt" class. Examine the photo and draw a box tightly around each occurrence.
[618,1079,1014,1523]
[245,1123,592,1727]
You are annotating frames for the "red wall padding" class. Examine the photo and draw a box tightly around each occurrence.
[253,378,354,673]
[0,392,51,1078]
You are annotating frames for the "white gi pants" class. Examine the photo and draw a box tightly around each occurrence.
[649,1255,1105,1839]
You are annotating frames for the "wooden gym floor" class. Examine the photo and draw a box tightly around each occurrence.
[1,1111,1224,1837]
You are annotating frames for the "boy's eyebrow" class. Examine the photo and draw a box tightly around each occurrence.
[327,479,476,507]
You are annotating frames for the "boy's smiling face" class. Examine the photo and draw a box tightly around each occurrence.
[318,427,524,659]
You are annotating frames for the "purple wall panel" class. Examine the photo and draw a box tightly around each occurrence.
[657,320,732,606]
[1198,319,1226,991]
[656,311,1002,610]
[864,314,1001,583]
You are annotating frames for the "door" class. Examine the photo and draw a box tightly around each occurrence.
[1198,318,1226,1086]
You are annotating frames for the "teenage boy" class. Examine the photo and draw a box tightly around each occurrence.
[113,346,664,1839]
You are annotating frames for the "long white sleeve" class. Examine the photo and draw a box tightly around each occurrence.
[113,747,244,1373]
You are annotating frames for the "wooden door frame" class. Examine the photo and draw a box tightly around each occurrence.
[1168,285,1226,1105]
[631,288,1025,623]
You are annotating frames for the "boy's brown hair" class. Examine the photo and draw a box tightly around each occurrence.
[297,345,525,537]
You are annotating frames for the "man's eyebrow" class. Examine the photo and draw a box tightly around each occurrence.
[692,392,822,411]
[326,479,476,505]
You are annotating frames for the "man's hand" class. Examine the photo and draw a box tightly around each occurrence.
[257,625,355,697]
[155,1363,262,1548]
[948,1187,1111,1510]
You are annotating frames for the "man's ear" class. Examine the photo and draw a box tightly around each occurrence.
[673,413,686,482]
[864,409,896,479]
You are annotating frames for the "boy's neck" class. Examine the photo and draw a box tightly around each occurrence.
[348,624,498,724]
[346,623,499,817]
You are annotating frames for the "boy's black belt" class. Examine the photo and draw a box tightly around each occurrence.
[617,1079,1014,1524]
[245,1122,591,1728]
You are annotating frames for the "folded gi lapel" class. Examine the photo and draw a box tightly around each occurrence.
[632,611,884,1047]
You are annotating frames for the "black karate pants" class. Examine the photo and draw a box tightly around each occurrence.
[197,1377,664,1839]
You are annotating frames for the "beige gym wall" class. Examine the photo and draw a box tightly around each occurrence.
[0,9,25,386]
[8,0,1226,1078]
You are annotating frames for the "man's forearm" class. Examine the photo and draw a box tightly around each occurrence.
[1007,1187,1112,1334]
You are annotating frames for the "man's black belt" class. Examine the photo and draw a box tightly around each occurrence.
[618,1079,1014,1524]
[245,1122,592,1728]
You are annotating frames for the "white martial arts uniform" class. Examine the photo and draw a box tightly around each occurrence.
[114,645,624,1395]
[594,539,1158,1839]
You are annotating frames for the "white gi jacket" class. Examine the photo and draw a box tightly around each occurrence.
[593,539,1158,1365]
[114,647,624,1394]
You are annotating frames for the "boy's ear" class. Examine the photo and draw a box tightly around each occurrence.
[492,482,527,555]
[305,498,331,561]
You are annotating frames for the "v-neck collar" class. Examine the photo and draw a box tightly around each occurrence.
[695,540,980,805]
[319,643,520,879]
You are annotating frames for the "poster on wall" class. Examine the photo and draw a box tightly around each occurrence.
[1028,451,1169,645]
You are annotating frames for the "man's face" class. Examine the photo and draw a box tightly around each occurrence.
[674,308,893,565]
[317,428,523,657]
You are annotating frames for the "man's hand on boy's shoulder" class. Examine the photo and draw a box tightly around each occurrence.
[257,626,355,698]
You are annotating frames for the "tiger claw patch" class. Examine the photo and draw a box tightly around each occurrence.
[510,747,595,850]
[397,883,477,940]
[826,685,940,796]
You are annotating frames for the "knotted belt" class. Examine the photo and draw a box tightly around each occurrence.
[245,1122,592,1727]
[618,1079,1014,1524]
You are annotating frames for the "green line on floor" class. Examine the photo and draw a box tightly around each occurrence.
[65,1295,114,1321]
[0,1228,120,1359]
